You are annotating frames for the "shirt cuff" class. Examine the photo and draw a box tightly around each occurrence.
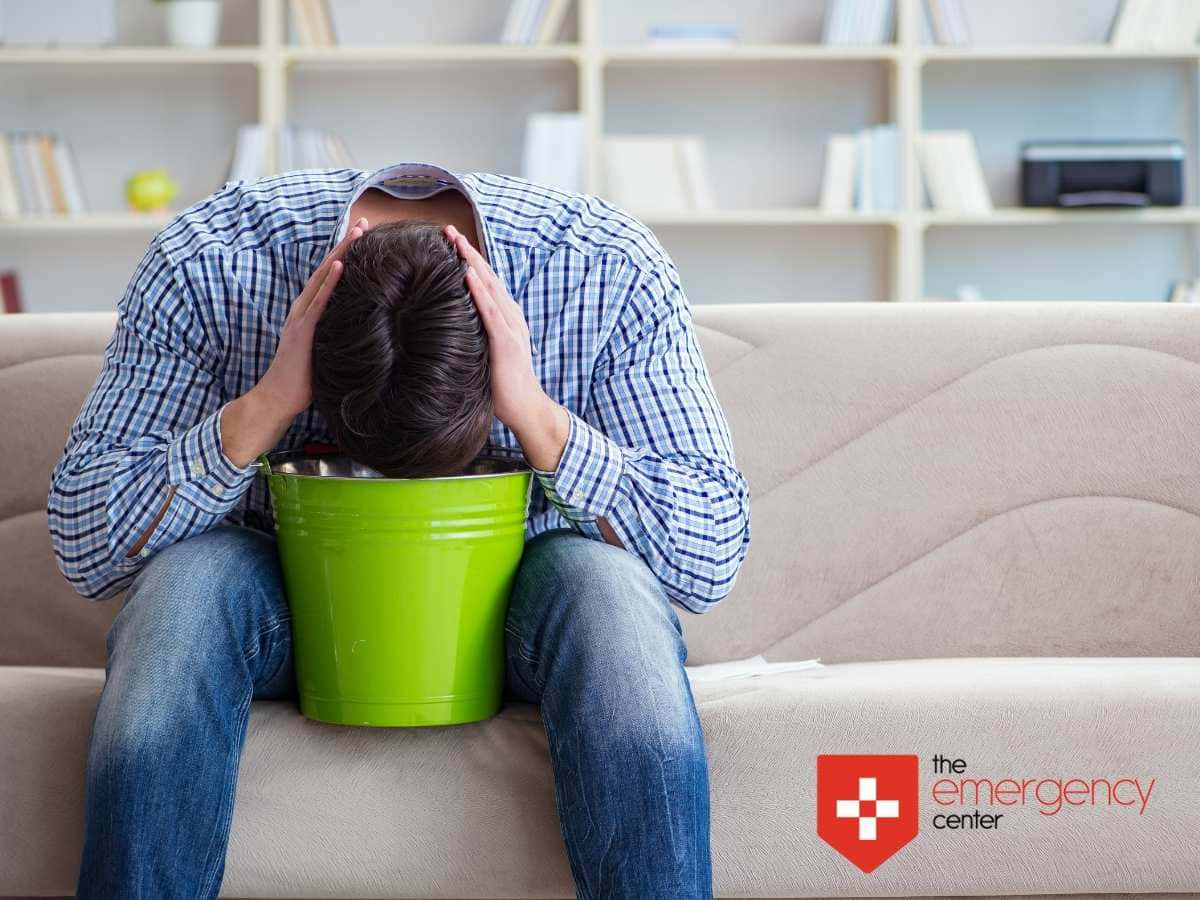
[165,401,260,515]
[531,411,625,523]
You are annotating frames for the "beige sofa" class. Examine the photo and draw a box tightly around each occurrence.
[2,303,1198,898]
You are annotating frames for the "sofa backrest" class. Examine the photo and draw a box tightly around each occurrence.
[3,303,1199,668]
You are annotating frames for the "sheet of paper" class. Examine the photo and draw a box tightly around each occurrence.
[684,655,822,684]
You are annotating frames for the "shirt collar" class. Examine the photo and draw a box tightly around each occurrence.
[329,162,495,267]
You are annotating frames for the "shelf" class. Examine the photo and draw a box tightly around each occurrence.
[920,208,1200,228]
[0,213,172,233]
[0,46,263,65]
[636,209,901,226]
[920,44,1200,62]
[283,44,582,65]
[603,44,899,63]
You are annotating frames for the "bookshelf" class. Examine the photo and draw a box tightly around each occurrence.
[2,0,1200,308]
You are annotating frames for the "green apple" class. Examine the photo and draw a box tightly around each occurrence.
[126,169,178,213]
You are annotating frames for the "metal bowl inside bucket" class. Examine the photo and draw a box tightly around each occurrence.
[259,448,533,727]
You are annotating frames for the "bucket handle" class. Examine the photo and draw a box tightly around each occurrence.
[255,453,271,475]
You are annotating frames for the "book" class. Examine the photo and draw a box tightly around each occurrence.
[8,134,36,213]
[52,139,87,214]
[867,124,900,212]
[310,0,336,47]
[536,0,571,43]
[36,134,67,214]
[925,0,970,46]
[290,0,334,47]
[0,271,23,314]
[0,135,19,218]
[824,0,894,46]
[818,125,900,213]
[677,137,717,210]
[1110,0,1200,47]
[22,135,52,214]
[523,0,548,44]
[500,0,531,43]
[819,134,858,212]
[917,131,992,214]
[521,112,583,193]
[603,136,690,212]
[647,23,739,46]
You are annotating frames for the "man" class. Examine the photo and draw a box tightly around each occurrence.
[49,162,751,899]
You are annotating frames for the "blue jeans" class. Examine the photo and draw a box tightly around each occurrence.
[76,525,712,899]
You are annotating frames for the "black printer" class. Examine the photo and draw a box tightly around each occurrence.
[1021,139,1184,207]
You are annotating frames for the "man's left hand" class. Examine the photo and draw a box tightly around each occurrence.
[444,224,570,473]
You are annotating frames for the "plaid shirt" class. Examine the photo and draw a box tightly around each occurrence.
[48,164,750,611]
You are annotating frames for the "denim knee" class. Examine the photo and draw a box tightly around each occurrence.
[106,525,286,674]
[508,531,694,729]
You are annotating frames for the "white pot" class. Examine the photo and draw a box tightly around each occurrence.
[165,0,221,49]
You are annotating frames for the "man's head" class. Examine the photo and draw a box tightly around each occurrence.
[312,220,492,478]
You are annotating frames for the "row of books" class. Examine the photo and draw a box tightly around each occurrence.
[924,0,970,46]
[1110,0,1200,48]
[0,133,86,217]
[819,124,901,213]
[289,0,337,48]
[823,0,894,46]
[602,135,716,212]
[500,0,572,45]
[228,125,354,184]
[917,130,992,214]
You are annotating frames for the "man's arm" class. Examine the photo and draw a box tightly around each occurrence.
[49,220,365,601]
[447,225,750,612]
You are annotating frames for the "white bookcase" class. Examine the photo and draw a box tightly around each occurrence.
[2,0,1200,309]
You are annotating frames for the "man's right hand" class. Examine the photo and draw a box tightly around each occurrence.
[220,217,368,467]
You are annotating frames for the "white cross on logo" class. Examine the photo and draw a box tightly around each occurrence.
[835,777,900,841]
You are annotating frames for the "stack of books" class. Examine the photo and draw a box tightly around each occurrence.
[916,131,992,214]
[823,0,894,46]
[227,125,354,184]
[521,112,583,193]
[924,0,970,46]
[500,0,571,44]
[290,0,336,47]
[819,124,901,213]
[1109,0,1200,48]
[0,133,86,217]
[602,135,716,213]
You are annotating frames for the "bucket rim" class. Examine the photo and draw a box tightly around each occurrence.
[257,448,532,483]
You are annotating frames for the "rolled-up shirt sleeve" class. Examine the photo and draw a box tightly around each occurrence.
[532,255,751,612]
[48,240,258,601]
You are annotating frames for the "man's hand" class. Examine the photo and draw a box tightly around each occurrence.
[221,217,368,467]
[445,223,570,473]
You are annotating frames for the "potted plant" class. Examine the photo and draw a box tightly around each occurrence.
[156,0,222,49]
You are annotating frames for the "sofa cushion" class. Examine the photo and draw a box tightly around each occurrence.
[3,657,1197,898]
[6,303,1200,669]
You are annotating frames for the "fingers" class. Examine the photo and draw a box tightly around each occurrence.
[445,224,526,333]
[292,218,366,321]
[465,266,504,338]
[300,260,342,327]
[327,217,368,266]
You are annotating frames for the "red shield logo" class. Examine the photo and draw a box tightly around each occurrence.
[817,754,919,873]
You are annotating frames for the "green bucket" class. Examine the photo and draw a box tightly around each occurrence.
[260,449,532,727]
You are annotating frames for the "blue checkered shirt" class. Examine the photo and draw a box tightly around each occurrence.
[48,165,750,611]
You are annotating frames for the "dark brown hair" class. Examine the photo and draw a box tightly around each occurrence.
[311,220,492,477]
